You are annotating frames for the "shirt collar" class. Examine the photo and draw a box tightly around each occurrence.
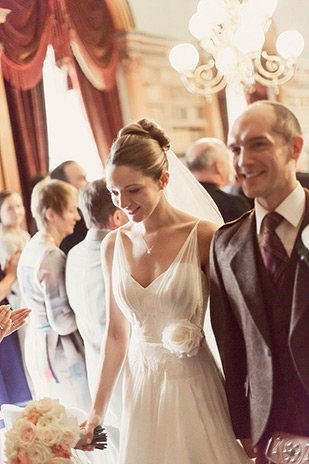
[255,182,305,234]
[85,228,109,242]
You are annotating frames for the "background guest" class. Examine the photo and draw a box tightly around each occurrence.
[0,252,20,304]
[66,179,127,461]
[185,138,251,222]
[50,161,88,254]
[0,191,33,409]
[17,179,91,411]
[66,178,127,401]
[0,255,32,410]
[0,190,30,308]
[28,173,51,235]
[296,171,309,188]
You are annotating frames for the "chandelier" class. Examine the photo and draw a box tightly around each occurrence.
[169,0,304,100]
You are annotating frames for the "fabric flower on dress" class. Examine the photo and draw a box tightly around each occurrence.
[297,225,309,267]
[162,319,204,358]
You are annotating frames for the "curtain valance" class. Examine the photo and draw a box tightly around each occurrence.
[0,0,118,90]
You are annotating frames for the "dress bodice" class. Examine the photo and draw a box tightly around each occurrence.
[112,221,209,341]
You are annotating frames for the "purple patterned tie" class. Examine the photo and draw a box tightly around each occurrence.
[261,212,289,285]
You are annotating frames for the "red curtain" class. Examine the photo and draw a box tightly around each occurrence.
[4,77,49,229]
[66,0,119,90]
[0,0,123,226]
[0,0,119,91]
[0,0,51,89]
[74,58,123,164]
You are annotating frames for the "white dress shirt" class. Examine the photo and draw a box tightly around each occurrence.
[66,228,123,431]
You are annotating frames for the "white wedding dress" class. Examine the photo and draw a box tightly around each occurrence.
[112,221,251,464]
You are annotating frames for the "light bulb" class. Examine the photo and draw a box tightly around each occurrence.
[246,0,277,18]
[189,13,212,40]
[233,25,265,53]
[197,0,227,26]
[169,43,199,73]
[276,30,304,59]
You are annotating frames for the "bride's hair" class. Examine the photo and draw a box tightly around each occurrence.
[106,118,170,180]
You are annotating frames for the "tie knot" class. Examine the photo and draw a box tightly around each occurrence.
[262,212,284,233]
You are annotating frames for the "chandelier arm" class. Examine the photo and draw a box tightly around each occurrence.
[180,73,226,97]
[180,61,227,97]
[252,52,296,87]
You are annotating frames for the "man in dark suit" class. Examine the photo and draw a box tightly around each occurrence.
[297,171,309,189]
[50,161,88,254]
[185,137,251,222]
[210,101,309,463]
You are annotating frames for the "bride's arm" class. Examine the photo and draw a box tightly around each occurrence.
[198,220,218,279]
[84,232,130,446]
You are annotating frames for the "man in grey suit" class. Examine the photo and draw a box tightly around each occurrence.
[210,101,309,463]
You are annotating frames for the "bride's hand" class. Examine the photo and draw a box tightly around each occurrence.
[77,414,101,451]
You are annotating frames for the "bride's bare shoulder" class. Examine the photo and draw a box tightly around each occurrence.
[101,223,133,256]
[197,219,219,243]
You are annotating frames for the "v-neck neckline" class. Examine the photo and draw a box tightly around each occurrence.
[118,220,199,289]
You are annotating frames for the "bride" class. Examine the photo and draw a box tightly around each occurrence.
[83,119,251,463]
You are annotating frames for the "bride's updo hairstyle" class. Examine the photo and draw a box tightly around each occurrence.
[106,118,170,181]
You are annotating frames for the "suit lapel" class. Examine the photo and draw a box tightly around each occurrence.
[228,211,272,348]
[290,190,309,334]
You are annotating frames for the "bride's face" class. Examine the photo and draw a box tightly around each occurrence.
[106,164,165,222]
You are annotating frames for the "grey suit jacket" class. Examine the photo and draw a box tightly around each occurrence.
[209,189,309,445]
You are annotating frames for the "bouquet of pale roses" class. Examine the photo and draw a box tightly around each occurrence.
[4,398,107,464]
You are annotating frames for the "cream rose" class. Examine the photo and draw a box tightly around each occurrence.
[4,429,19,460]
[26,441,53,464]
[60,419,80,447]
[35,397,58,415]
[162,319,204,358]
[14,419,36,446]
[11,452,31,464]
[36,424,63,446]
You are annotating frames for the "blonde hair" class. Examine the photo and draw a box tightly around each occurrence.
[31,179,77,229]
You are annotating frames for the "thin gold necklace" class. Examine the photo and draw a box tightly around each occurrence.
[140,230,160,255]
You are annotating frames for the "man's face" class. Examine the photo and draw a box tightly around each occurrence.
[64,162,87,190]
[228,104,298,210]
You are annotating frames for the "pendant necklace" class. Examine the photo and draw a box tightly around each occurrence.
[140,230,160,255]
[43,232,56,245]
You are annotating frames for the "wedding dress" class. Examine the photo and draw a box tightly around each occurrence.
[112,221,250,464]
